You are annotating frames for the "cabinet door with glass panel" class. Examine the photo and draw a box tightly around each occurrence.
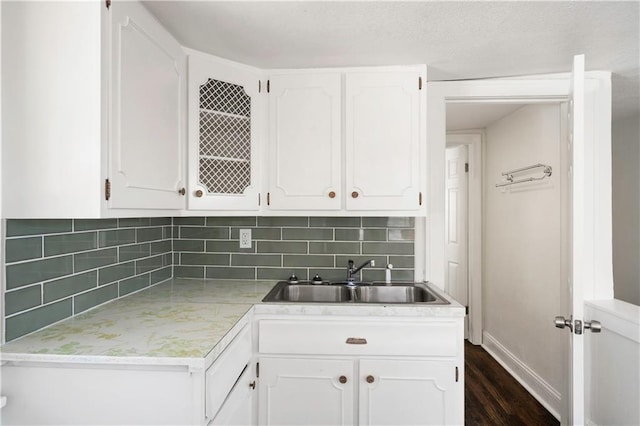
[187,54,261,211]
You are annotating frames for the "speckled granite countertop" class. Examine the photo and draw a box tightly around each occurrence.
[1,279,463,370]
[0,279,275,369]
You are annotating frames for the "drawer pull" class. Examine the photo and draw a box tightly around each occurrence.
[346,337,367,345]
[339,375,347,384]
[366,375,375,383]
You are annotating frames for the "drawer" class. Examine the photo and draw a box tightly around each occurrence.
[258,320,458,357]
[206,325,252,420]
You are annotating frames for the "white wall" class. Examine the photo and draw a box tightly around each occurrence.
[611,115,640,306]
[482,104,565,417]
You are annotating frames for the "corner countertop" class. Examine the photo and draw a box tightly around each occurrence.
[0,279,275,369]
[0,279,464,370]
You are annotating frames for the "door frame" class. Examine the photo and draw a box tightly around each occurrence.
[417,70,614,423]
[420,72,613,297]
[446,132,482,344]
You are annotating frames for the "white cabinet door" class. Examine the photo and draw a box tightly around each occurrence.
[109,1,186,210]
[345,70,424,211]
[188,54,261,211]
[258,357,354,425]
[267,73,342,210]
[359,359,459,426]
[210,365,255,426]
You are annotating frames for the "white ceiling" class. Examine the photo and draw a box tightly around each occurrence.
[446,103,525,131]
[143,1,640,121]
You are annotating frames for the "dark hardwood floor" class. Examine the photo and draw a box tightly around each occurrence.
[465,341,560,426]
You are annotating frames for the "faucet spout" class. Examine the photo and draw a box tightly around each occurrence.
[346,259,375,283]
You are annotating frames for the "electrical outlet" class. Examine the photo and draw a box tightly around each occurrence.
[239,229,252,248]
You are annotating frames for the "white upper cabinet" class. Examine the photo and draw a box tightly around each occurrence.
[187,54,261,211]
[267,73,342,211]
[345,70,424,211]
[109,1,186,210]
[265,66,426,216]
[1,1,186,218]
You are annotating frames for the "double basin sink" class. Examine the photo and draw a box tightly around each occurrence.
[262,281,450,305]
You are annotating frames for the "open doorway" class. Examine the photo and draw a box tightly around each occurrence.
[444,101,569,419]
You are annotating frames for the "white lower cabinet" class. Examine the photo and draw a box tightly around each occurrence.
[358,359,457,425]
[210,363,255,426]
[255,317,464,425]
[258,357,355,425]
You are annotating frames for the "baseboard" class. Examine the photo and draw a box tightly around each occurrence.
[482,331,561,420]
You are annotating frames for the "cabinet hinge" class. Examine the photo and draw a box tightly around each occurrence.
[259,80,261,93]
[267,192,270,206]
[465,162,469,173]
[419,192,423,206]
[267,80,270,93]
[105,179,111,201]
[418,76,423,90]
[256,362,260,378]
[455,366,459,382]
[105,0,111,9]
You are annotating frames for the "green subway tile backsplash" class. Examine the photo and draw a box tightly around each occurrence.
[4,218,173,342]
[174,216,414,284]
[5,299,73,342]
[6,219,72,237]
[5,237,42,263]
[44,232,97,256]
[6,256,74,290]
[74,248,118,272]
[43,271,98,304]
[5,216,414,342]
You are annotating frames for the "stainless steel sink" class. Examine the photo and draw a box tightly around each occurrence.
[282,284,350,302]
[354,285,438,303]
[262,281,450,305]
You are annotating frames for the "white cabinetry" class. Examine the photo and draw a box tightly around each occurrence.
[267,73,342,210]
[359,359,457,425]
[187,53,261,211]
[109,1,186,210]
[259,357,354,425]
[1,1,185,218]
[255,316,463,425]
[345,70,424,211]
[265,67,426,215]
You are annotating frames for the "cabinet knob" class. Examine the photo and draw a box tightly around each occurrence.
[366,375,375,383]
[178,188,186,196]
[351,191,359,198]
[249,380,256,389]
[195,190,203,198]
[339,375,348,384]
[329,191,336,199]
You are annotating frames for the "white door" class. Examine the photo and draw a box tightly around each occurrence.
[445,145,469,339]
[258,357,354,425]
[359,359,459,425]
[345,70,424,211]
[187,54,261,211]
[267,73,342,210]
[109,1,186,210]
[566,54,587,426]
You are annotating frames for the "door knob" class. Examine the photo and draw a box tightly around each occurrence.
[584,320,602,333]
[366,375,375,383]
[554,316,573,332]
[339,375,347,384]
[195,190,203,198]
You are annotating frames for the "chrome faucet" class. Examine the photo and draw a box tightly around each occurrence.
[346,259,375,283]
